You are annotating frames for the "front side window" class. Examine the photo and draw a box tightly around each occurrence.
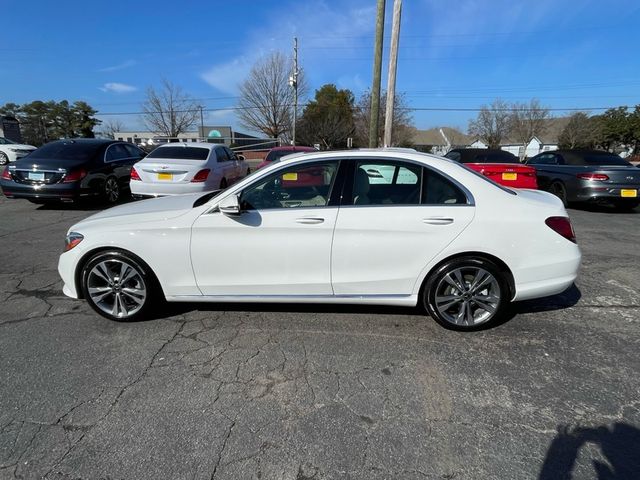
[240,161,338,210]
[353,161,421,205]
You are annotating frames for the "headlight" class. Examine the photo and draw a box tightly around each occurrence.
[64,232,84,252]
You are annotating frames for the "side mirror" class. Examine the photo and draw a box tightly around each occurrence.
[219,194,241,216]
[237,154,245,161]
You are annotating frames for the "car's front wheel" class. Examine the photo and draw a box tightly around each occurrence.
[81,250,159,321]
[0,152,9,165]
[423,257,510,331]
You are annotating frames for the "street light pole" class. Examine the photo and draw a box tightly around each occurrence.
[290,37,299,146]
[384,0,402,147]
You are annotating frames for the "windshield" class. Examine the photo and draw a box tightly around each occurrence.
[147,146,210,160]
[0,137,17,145]
[30,141,102,161]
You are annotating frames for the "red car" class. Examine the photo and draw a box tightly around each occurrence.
[256,146,317,170]
[445,148,538,189]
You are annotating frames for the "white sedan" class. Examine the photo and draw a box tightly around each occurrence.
[0,137,37,165]
[130,142,250,197]
[58,148,581,330]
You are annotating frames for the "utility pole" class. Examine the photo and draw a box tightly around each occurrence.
[369,0,385,148]
[289,37,299,146]
[199,105,204,141]
[384,0,402,147]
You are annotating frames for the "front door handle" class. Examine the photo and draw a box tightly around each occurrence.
[423,217,454,225]
[296,217,324,224]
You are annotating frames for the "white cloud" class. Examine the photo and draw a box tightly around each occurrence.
[99,82,137,93]
[199,1,376,95]
[98,60,137,72]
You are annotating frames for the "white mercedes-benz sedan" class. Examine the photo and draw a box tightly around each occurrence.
[58,148,581,330]
[130,142,250,197]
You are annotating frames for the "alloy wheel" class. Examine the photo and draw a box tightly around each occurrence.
[433,266,501,327]
[0,152,8,166]
[87,259,147,319]
[105,177,120,203]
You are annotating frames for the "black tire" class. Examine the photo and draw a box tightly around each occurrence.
[81,250,161,322]
[612,199,640,212]
[0,152,8,166]
[220,178,228,189]
[549,181,568,207]
[423,257,510,331]
[103,176,120,204]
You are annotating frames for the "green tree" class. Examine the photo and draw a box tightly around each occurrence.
[72,101,100,138]
[296,84,355,149]
[354,90,414,147]
[558,112,600,149]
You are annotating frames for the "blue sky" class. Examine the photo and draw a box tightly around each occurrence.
[2,0,640,135]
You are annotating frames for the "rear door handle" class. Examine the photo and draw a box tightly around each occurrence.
[423,217,454,225]
[296,217,324,224]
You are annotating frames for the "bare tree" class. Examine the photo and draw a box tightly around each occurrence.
[558,112,599,149]
[238,52,307,140]
[468,99,511,148]
[101,118,124,139]
[509,99,549,160]
[142,79,199,137]
[354,90,414,147]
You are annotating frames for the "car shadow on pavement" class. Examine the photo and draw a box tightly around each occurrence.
[568,203,639,214]
[513,283,582,314]
[538,423,640,480]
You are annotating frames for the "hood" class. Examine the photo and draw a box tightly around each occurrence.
[2,143,36,150]
[71,193,205,231]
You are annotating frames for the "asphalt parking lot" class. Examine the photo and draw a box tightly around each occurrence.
[0,195,638,480]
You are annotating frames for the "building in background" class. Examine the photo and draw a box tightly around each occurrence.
[410,127,471,155]
[0,115,23,143]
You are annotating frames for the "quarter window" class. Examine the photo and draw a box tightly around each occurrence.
[240,161,338,210]
[422,169,467,205]
[105,144,130,162]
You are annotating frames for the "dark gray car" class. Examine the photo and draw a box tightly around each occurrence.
[526,150,640,210]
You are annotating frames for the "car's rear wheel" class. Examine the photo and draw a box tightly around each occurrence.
[0,152,9,165]
[104,176,120,204]
[423,257,510,331]
[81,250,159,322]
[549,181,568,207]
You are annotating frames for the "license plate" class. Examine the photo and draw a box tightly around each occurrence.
[502,173,517,181]
[621,189,637,198]
[283,173,298,181]
[157,173,173,181]
[28,172,45,181]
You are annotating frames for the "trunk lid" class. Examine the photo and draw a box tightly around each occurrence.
[134,158,208,184]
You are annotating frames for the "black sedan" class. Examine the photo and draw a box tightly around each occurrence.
[526,150,640,210]
[0,139,145,204]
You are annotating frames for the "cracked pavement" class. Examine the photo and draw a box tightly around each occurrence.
[0,195,639,479]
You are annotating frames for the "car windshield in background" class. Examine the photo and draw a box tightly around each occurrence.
[30,142,101,161]
[265,151,294,163]
[471,155,519,164]
[0,137,17,145]
[147,146,209,160]
[583,154,631,166]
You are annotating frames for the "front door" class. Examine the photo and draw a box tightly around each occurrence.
[191,160,341,296]
[331,159,475,295]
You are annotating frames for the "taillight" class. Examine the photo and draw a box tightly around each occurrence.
[577,173,609,181]
[63,168,87,183]
[191,169,211,183]
[64,232,84,252]
[1,167,11,180]
[545,216,576,243]
[130,167,141,181]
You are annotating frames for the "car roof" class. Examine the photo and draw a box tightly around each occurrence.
[154,142,220,150]
[450,148,514,154]
[552,149,617,156]
[276,147,456,167]
[52,138,116,145]
[269,146,316,152]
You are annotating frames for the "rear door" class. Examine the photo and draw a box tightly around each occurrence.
[215,147,237,185]
[331,159,475,295]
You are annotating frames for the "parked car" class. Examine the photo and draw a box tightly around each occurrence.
[58,148,580,331]
[1,139,145,204]
[130,143,250,198]
[445,148,537,189]
[526,150,640,210]
[0,137,37,165]
[256,146,317,170]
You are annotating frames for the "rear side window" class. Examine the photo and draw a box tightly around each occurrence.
[583,154,631,166]
[216,148,230,162]
[353,161,422,205]
[105,144,130,162]
[30,142,101,161]
[147,146,210,160]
